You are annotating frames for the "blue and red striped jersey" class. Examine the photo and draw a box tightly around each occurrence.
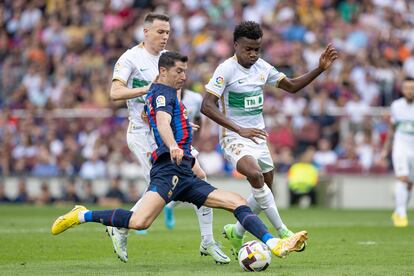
[144,83,193,163]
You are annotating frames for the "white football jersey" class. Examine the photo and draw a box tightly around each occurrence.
[391,97,414,146]
[112,43,164,131]
[205,56,286,140]
[182,89,202,122]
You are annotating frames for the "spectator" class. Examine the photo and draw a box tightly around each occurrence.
[125,180,141,204]
[79,151,107,180]
[274,147,294,173]
[60,178,80,203]
[81,180,98,204]
[313,138,338,172]
[288,147,318,207]
[0,1,411,178]
[99,177,126,207]
[0,181,10,203]
[14,179,31,203]
[35,182,55,205]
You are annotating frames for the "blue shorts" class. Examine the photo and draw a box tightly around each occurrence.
[147,155,216,208]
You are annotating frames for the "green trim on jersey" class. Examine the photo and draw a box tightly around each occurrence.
[132,78,150,103]
[396,121,414,134]
[228,90,263,116]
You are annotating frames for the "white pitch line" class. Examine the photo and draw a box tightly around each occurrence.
[357,241,377,245]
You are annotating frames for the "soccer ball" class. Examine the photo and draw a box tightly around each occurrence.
[238,240,271,272]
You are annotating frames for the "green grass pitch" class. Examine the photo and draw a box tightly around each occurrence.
[0,205,413,275]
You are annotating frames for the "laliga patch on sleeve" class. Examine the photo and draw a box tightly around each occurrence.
[156,95,166,107]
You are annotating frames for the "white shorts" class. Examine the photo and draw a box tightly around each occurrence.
[221,137,274,173]
[127,123,200,184]
[127,127,156,185]
[392,142,414,181]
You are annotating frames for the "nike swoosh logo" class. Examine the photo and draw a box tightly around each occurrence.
[238,79,245,84]
[140,68,149,72]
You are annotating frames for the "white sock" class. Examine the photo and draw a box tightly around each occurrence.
[234,194,261,237]
[122,196,145,234]
[78,210,87,223]
[194,205,214,245]
[395,180,409,217]
[166,200,180,209]
[252,185,286,232]
[265,237,280,250]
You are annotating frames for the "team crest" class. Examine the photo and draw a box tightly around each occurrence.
[156,95,166,107]
[260,74,265,81]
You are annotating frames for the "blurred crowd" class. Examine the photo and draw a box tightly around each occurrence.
[0,176,142,206]
[1,0,413,179]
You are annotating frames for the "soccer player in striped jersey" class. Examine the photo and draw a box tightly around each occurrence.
[201,21,337,258]
[381,77,414,227]
[107,12,228,263]
[51,52,308,262]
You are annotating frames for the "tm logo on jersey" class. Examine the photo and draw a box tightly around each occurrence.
[244,95,263,109]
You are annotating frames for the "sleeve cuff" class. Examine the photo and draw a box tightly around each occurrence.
[206,88,221,98]
[274,74,286,87]
[112,78,127,86]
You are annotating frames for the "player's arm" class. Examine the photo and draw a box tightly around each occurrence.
[380,120,395,160]
[278,44,338,94]
[109,80,150,101]
[156,111,184,165]
[201,92,267,143]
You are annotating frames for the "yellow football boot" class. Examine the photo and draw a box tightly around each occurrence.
[392,212,408,227]
[271,231,308,258]
[51,205,87,235]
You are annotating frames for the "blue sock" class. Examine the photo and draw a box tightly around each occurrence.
[234,205,273,243]
[89,209,133,228]
[84,211,92,222]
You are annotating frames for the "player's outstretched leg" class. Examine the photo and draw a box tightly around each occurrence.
[233,205,308,258]
[51,206,134,235]
[203,189,308,259]
[223,194,259,258]
[51,191,164,261]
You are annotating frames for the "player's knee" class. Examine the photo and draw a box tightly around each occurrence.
[130,216,152,230]
[246,170,263,183]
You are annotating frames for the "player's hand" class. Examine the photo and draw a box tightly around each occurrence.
[141,110,149,125]
[238,127,267,144]
[318,43,338,70]
[190,122,200,131]
[170,144,184,165]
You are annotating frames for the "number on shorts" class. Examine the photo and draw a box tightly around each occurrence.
[229,143,244,156]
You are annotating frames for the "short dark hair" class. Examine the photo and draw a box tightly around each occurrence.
[158,51,188,71]
[234,21,263,42]
[144,13,169,24]
[404,76,414,82]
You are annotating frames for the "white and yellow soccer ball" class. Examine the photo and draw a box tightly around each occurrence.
[238,240,271,272]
